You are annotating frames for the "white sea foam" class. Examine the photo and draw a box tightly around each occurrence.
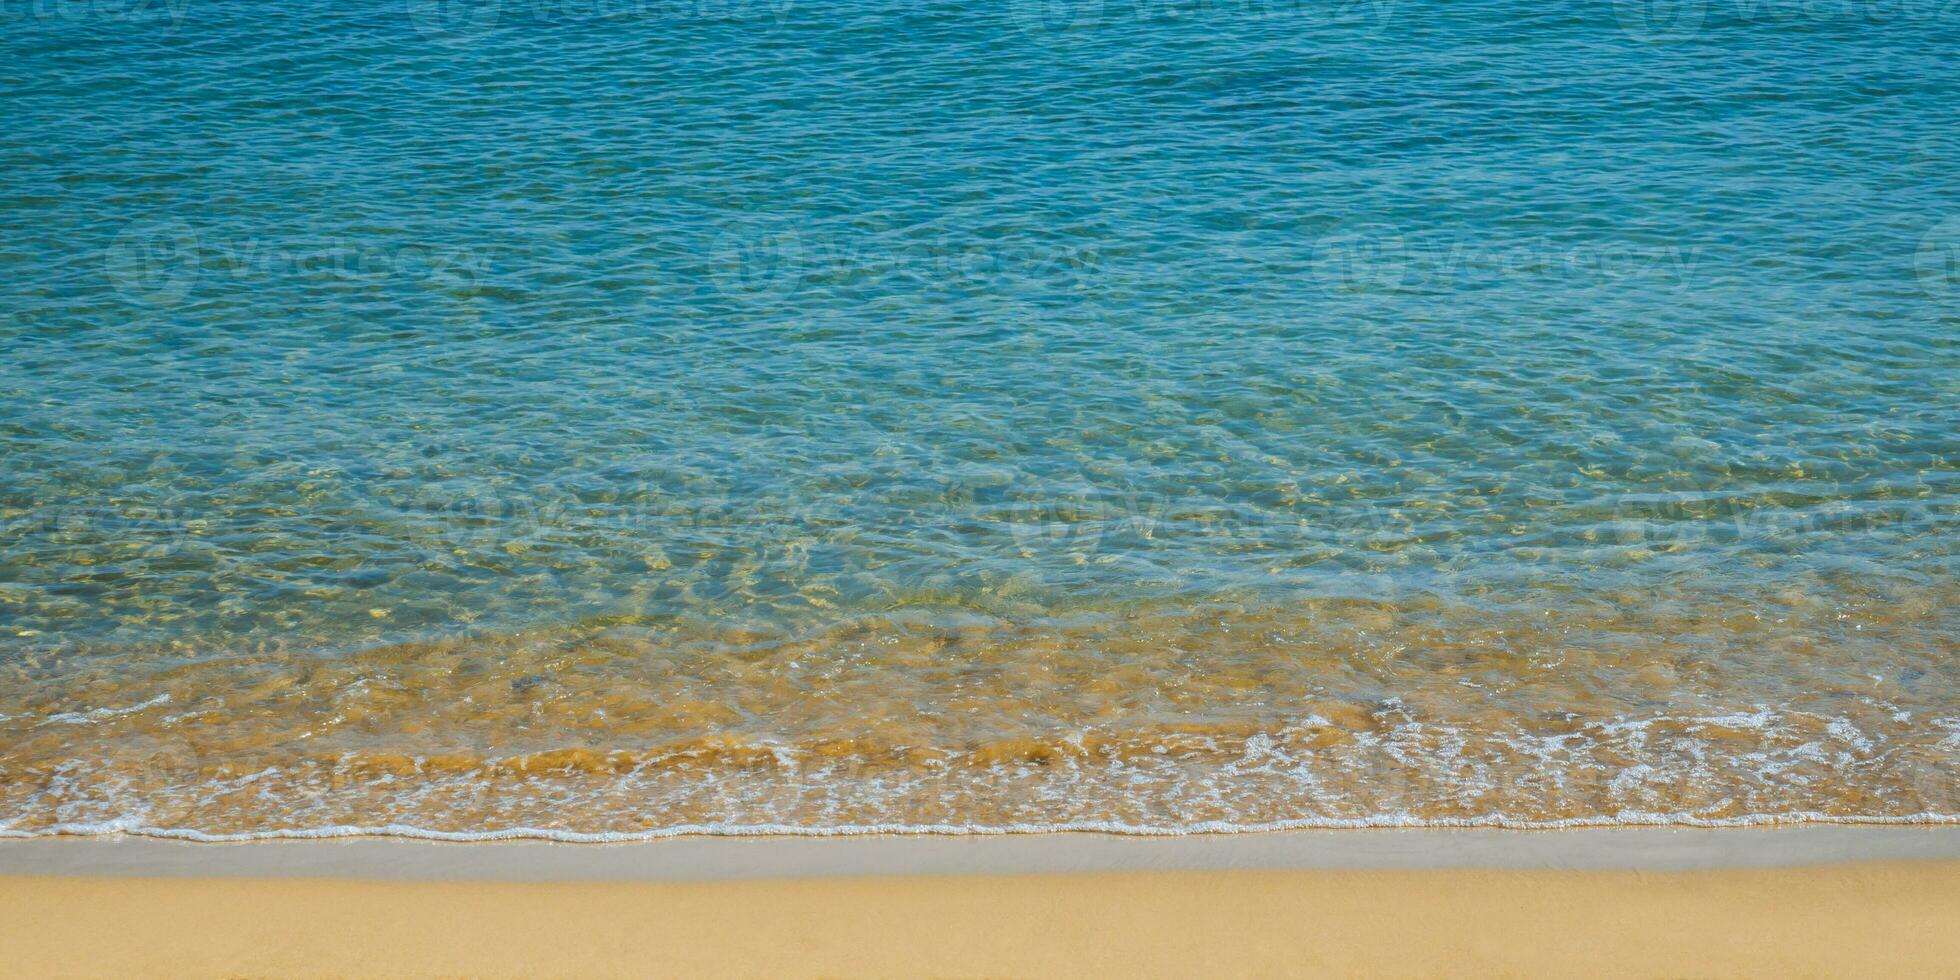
[38,694,172,726]
[6,811,1960,844]
[1694,707,1776,730]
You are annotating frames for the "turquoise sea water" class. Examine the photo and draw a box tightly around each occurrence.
[2,0,1957,837]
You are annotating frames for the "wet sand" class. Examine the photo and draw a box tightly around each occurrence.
[13,596,1959,838]
[4,827,1960,977]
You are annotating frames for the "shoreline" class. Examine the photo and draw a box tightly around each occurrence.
[7,824,1960,879]
[7,809,1960,845]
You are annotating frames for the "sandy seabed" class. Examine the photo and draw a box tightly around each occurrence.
[4,828,1960,978]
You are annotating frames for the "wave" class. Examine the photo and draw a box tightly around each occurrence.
[10,811,1960,844]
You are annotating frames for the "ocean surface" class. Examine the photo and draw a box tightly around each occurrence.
[2,0,1957,839]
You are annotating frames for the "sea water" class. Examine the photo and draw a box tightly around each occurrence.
[1,0,1957,838]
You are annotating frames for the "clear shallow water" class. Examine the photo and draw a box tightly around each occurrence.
[1,0,1958,837]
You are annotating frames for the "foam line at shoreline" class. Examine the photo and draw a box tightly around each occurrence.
[8,823,1960,881]
[6,809,1960,845]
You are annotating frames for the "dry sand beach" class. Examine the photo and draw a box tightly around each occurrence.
[5,827,1960,978]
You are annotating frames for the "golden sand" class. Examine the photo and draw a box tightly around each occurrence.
[5,861,1960,978]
